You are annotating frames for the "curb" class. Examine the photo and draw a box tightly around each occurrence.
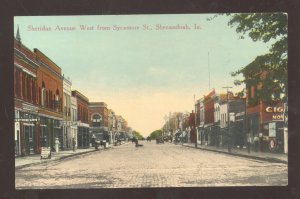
[15,147,113,170]
[181,144,288,164]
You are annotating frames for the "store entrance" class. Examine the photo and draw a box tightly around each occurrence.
[24,125,35,155]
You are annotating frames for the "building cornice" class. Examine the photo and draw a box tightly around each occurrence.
[14,62,37,78]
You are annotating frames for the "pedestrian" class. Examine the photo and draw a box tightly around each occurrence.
[247,135,252,154]
[253,136,259,152]
[72,137,76,152]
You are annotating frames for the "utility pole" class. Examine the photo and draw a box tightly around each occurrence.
[208,52,211,92]
[223,86,232,153]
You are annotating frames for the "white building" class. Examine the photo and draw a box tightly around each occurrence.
[70,96,78,149]
[62,76,72,149]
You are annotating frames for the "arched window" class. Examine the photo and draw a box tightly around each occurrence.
[92,114,102,127]
[55,89,60,111]
[41,81,46,107]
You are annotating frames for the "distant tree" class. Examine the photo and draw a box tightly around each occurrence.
[211,13,287,103]
[149,129,163,140]
[133,130,144,140]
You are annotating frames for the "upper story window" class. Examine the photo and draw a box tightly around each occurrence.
[41,81,46,107]
[92,114,102,127]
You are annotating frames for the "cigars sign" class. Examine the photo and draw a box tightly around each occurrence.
[265,106,285,121]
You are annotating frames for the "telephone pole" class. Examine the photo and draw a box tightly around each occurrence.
[223,86,232,153]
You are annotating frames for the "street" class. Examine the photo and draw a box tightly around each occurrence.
[15,141,288,188]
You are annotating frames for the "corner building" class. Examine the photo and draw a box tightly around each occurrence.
[14,36,40,156]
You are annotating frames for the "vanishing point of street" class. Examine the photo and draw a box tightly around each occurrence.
[15,142,287,188]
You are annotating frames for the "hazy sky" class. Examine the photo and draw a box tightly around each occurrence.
[14,14,272,136]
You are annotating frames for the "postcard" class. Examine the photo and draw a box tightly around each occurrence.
[14,13,288,189]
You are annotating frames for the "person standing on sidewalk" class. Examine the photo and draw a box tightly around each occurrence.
[247,134,252,153]
[72,137,76,152]
[254,136,259,152]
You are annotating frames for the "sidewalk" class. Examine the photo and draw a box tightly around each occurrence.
[180,142,288,164]
[15,142,127,169]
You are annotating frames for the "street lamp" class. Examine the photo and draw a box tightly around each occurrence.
[223,86,233,153]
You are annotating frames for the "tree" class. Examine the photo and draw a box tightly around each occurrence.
[133,130,144,140]
[218,13,288,103]
[149,129,163,140]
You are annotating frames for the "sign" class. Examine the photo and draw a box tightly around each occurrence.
[265,106,284,113]
[41,147,51,159]
[265,106,285,121]
[15,118,38,122]
[272,114,284,121]
[269,122,276,137]
[235,112,245,117]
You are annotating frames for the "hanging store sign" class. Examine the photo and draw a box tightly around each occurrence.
[265,106,284,113]
[15,118,38,122]
[269,122,276,137]
[265,106,285,121]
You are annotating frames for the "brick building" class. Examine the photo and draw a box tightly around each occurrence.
[72,90,90,148]
[34,48,64,151]
[246,70,286,152]
[14,32,40,156]
[14,29,65,156]
[88,102,110,143]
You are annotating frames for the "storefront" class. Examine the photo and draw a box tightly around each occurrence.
[210,123,220,146]
[233,112,246,148]
[38,116,63,151]
[261,104,285,153]
[15,110,39,156]
[198,123,205,145]
[77,123,90,148]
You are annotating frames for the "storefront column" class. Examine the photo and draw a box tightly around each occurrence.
[284,127,288,154]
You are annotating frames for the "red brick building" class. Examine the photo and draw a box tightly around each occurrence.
[89,102,109,128]
[14,29,64,155]
[88,102,110,143]
[246,70,285,152]
[34,48,64,151]
[72,90,90,148]
[14,34,40,156]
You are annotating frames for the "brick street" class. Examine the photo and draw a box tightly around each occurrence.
[15,141,288,188]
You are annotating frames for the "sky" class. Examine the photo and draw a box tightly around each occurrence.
[14,14,272,136]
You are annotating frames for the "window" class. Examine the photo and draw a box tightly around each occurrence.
[15,69,21,98]
[41,82,46,107]
[32,80,36,103]
[92,114,102,127]
[22,73,26,99]
[26,77,31,102]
